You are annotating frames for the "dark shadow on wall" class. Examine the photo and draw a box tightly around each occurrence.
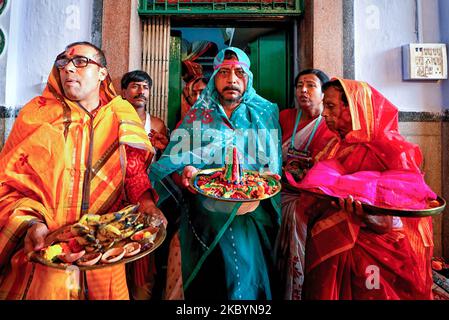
[92,0,103,48]
[0,106,20,151]
[343,0,355,79]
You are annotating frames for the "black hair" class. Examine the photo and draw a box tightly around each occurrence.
[224,50,239,60]
[322,79,349,106]
[65,41,107,67]
[294,69,330,87]
[121,70,153,90]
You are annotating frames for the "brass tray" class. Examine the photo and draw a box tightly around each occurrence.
[285,185,446,218]
[31,224,166,271]
[189,168,281,203]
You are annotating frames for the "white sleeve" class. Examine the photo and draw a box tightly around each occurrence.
[392,216,403,229]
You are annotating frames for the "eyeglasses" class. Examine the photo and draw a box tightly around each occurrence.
[54,55,103,69]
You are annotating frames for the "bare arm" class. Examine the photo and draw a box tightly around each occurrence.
[150,116,167,136]
[149,116,169,152]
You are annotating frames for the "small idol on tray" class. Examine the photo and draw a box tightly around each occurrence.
[194,147,280,200]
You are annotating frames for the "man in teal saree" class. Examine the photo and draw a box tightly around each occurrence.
[150,47,281,300]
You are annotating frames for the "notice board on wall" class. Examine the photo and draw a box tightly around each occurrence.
[402,43,448,80]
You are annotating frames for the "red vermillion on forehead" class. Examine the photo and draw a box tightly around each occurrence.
[68,47,75,55]
[214,61,249,70]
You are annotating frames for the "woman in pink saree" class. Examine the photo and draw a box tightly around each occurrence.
[277,69,335,299]
[295,78,435,300]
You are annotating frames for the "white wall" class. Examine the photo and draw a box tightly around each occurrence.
[0,0,11,105]
[4,0,94,109]
[355,0,445,112]
[439,0,449,109]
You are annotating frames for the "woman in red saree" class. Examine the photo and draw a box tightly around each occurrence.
[277,69,335,299]
[296,78,435,300]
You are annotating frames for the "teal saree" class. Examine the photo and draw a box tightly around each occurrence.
[150,47,282,299]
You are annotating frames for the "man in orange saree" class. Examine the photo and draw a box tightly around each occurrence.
[0,42,165,300]
[295,78,435,299]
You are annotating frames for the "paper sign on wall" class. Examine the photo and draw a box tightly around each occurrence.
[402,43,447,80]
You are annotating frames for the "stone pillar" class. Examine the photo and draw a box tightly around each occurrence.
[102,0,142,92]
[399,119,443,257]
[299,0,344,78]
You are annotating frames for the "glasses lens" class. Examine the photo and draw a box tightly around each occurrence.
[72,57,89,68]
[55,58,69,69]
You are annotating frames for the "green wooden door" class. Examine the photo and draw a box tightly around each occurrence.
[167,28,292,132]
[167,31,182,131]
[249,29,292,110]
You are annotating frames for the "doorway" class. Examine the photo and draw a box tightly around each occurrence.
[166,24,294,131]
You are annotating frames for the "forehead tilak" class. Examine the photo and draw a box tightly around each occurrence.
[64,45,97,59]
[214,60,248,70]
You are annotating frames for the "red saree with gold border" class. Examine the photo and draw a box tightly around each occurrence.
[300,78,434,300]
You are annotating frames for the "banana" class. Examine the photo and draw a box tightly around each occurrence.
[121,224,144,239]
[98,224,122,240]
[99,212,123,224]
[79,214,101,226]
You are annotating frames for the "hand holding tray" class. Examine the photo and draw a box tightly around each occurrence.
[31,205,167,270]
[289,186,446,217]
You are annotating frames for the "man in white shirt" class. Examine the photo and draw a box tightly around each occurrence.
[121,70,169,161]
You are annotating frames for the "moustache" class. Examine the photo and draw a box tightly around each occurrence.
[223,86,241,92]
[133,95,147,101]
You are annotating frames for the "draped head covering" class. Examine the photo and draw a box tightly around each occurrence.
[326,78,423,172]
[300,77,435,207]
[181,76,207,119]
[150,47,281,204]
